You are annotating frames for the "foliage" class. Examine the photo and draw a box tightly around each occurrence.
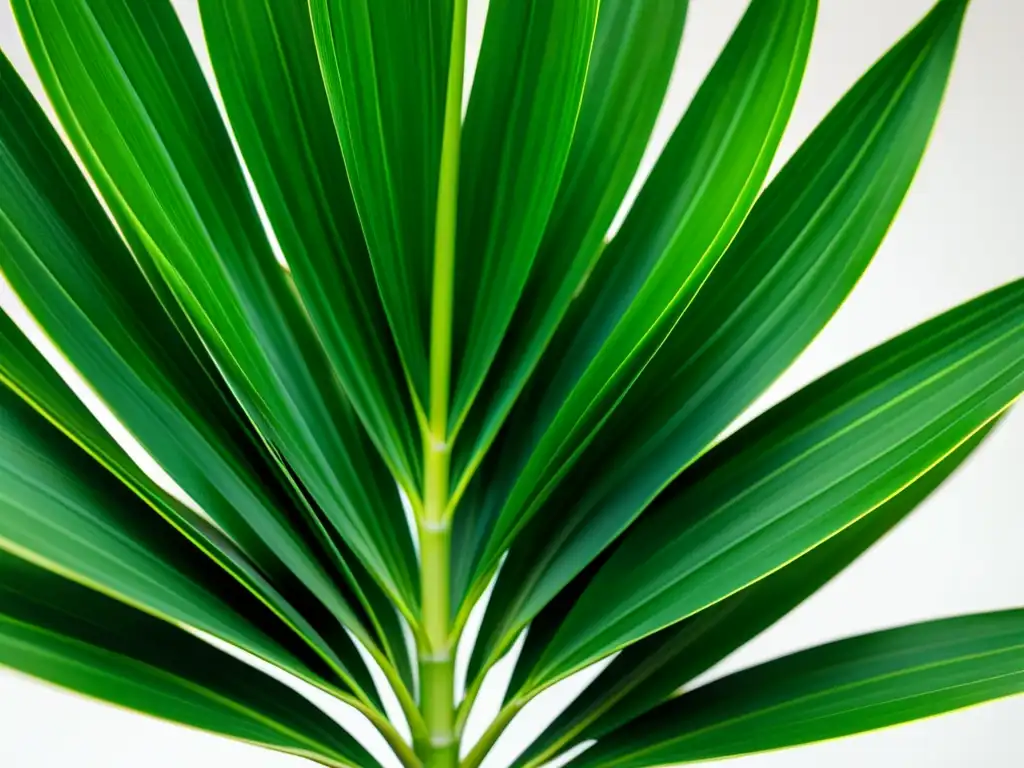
[0,0,1021,767]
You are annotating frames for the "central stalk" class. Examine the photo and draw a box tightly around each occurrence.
[420,1,467,766]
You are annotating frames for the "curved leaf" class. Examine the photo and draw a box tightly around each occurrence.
[12,0,419,618]
[463,0,969,681]
[0,551,378,768]
[0,311,380,703]
[450,0,689,602]
[0,51,380,660]
[310,0,453,408]
[0,380,380,703]
[570,610,1024,767]
[531,277,1024,687]
[513,419,998,767]
[465,0,817,678]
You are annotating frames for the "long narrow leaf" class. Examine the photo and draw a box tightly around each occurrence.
[448,0,599,427]
[0,381,380,704]
[570,610,1024,767]
[512,420,997,767]
[530,277,1024,687]
[464,0,969,681]
[0,51,379,658]
[310,0,452,408]
[465,0,817,679]
[0,311,380,702]
[12,0,420,618]
[0,551,378,768]
[450,0,689,604]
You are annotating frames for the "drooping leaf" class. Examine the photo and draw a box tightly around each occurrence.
[529,277,1024,687]
[0,551,378,768]
[569,610,1024,767]
[450,0,689,602]
[513,420,998,767]
[448,0,599,428]
[464,0,818,677]
[0,379,379,705]
[12,0,420,618]
[463,0,969,678]
[310,0,453,409]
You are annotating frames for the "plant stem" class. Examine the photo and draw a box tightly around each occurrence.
[460,698,525,768]
[420,1,467,766]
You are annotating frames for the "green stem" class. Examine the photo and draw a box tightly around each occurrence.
[349,699,423,768]
[420,2,467,766]
[460,698,525,768]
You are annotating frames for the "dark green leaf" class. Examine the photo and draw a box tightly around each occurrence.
[450,0,689,601]
[310,0,453,408]
[464,0,817,678]
[197,0,419,685]
[513,421,997,767]
[12,0,419,618]
[0,551,378,768]
[0,311,381,704]
[448,0,599,427]
[569,610,1024,767]
[463,0,970,684]
[198,0,419,498]
[531,277,1024,686]
[0,380,378,703]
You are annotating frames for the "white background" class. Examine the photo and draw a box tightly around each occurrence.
[1,0,1023,766]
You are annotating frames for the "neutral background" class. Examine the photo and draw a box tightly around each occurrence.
[1,0,1022,766]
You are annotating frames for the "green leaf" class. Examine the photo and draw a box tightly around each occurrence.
[0,380,379,704]
[0,311,383,704]
[12,0,419,618]
[464,0,817,677]
[463,0,969,682]
[450,0,689,591]
[530,277,1024,687]
[195,0,418,686]
[0,551,378,768]
[198,0,420,497]
[448,0,599,428]
[310,0,453,409]
[569,610,1024,767]
[512,421,997,767]
[0,51,376,651]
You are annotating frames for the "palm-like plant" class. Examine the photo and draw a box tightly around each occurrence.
[0,0,1021,766]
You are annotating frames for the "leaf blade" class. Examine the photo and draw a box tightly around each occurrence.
[532,277,1024,686]
[0,551,378,768]
[512,420,998,766]
[569,610,1024,767]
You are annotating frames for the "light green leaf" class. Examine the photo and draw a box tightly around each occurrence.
[448,0,599,428]
[512,421,997,767]
[450,0,689,600]
[0,551,379,768]
[530,277,1024,687]
[462,0,969,681]
[310,0,453,409]
[569,610,1024,767]
[465,0,817,678]
[12,0,419,618]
